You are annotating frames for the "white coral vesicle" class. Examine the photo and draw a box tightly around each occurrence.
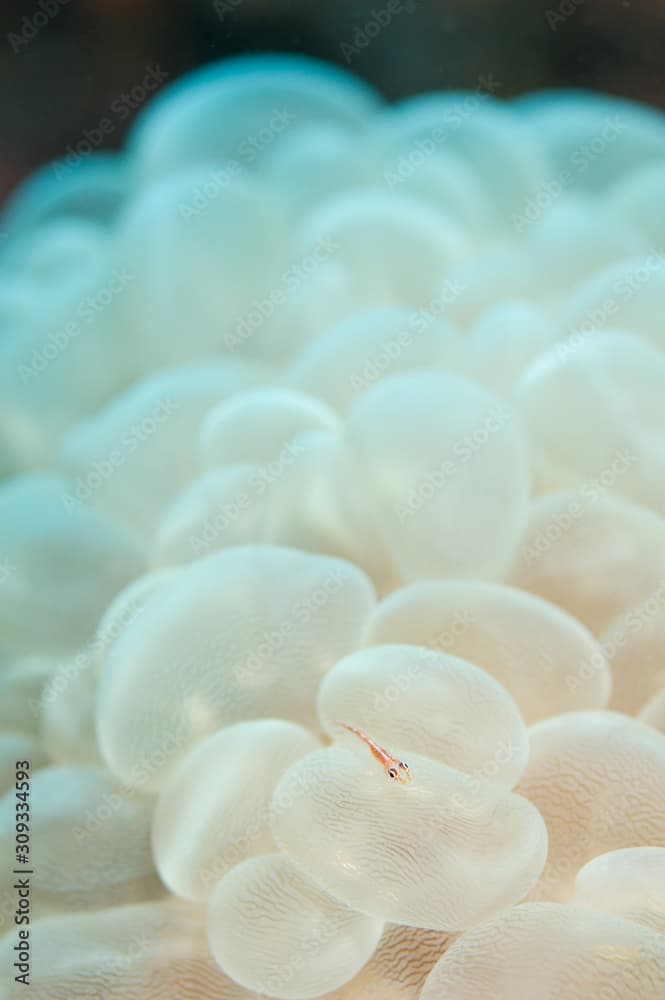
[269,742,547,930]
[206,853,384,999]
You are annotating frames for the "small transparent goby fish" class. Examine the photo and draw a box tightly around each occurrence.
[337,722,412,784]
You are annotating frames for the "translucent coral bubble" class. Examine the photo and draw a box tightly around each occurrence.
[442,244,537,330]
[285,307,469,415]
[291,191,468,334]
[39,651,101,766]
[260,124,382,217]
[92,568,178,678]
[153,719,320,902]
[509,491,665,635]
[97,546,375,791]
[1,152,128,234]
[525,195,646,294]
[606,603,665,716]
[517,711,665,901]
[3,218,110,281]
[639,688,665,734]
[517,331,665,515]
[256,431,371,563]
[572,847,665,936]
[0,900,257,1000]
[341,372,529,581]
[0,766,162,919]
[517,90,665,189]
[0,260,135,463]
[152,466,265,567]
[270,744,547,930]
[420,901,665,1000]
[558,255,665,353]
[610,161,665,254]
[0,474,143,657]
[365,581,610,724]
[130,54,382,182]
[0,657,54,737]
[117,169,292,370]
[470,300,556,397]
[207,853,383,1000]
[187,430,356,568]
[373,92,550,226]
[56,362,267,533]
[325,923,455,1000]
[198,389,340,469]
[317,644,528,787]
[159,432,383,582]
[0,275,35,338]
[381,149,491,236]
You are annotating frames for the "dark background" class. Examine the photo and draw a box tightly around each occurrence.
[1,0,664,207]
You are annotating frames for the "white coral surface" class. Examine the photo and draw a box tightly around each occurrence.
[1,53,665,1000]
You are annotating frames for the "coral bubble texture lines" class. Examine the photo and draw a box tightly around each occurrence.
[1,52,665,1000]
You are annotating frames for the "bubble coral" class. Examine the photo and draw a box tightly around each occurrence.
[2,51,665,1000]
